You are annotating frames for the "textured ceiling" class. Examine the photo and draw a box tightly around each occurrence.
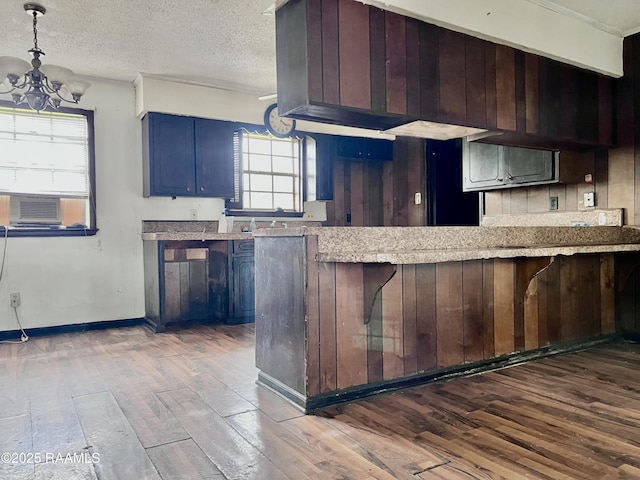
[2,0,640,96]
[1,0,278,95]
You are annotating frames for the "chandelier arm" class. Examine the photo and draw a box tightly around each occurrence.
[0,85,19,95]
[51,89,79,104]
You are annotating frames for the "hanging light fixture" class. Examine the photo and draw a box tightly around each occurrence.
[0,3,90,112]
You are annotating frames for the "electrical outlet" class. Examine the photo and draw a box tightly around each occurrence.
[550,196,559,211]
[584,192,595,208]
[10,293,20,308]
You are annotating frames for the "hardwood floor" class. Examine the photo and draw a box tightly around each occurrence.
[0,323,639,479]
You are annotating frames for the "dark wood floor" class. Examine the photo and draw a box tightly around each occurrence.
[1,323,639,480]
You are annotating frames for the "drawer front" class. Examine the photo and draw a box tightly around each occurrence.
[233,240,255,255]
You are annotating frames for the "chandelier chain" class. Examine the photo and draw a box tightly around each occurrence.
[32,10,38,51]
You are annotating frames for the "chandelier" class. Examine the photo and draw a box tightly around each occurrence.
[0,3,90,112]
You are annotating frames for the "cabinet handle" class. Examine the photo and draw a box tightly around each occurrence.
[507,174,513,180]
[186,187,191,192]
[496,177,503,182]
[200,187,205,192]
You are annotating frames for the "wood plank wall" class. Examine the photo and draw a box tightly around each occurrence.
[278,0,614,147]
[305,248,616,396]
[607,35,640,225]
[325,137,425,227]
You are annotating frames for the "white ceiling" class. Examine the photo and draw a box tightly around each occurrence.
[1,0,640,96]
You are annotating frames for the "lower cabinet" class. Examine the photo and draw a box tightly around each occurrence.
[227,240,255,324]
[144,239,254,332]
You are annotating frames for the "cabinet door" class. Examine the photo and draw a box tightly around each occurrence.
[149,114,196,196]
[231,255,255,320]
[314,134,334,200]
[365,138,394,160]
[195,118,235,198]
[336,136,365,158]
[505,146,555,184]
[462,142,503,191]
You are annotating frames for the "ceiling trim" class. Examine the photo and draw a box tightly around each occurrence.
[524,0,624,36]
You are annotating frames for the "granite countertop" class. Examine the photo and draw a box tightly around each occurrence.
[141,231,253,241]
[253,226,640,264]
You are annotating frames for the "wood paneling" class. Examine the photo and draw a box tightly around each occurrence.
[463,260,484,363]
[277,0,615,147]
[318,262,337,392]
[321,0,340,105]
[385,12,407,115]
[382,270,404,380]
[335,263,367,388]
[369,7,386,113]
[439,30,467,125]
[305,251,617,392]
[338,0,371,109]
[416,264,437,371]
[306,236,321,397]
[494,259,515,356]
[465,36,487,127]
[402,265,418,375]
[435,262,464,367]
[496,45,517,132]
[419,23,440,121]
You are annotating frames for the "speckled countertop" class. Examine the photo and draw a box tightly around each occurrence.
[141,220,321,241]
[253,226,640,264]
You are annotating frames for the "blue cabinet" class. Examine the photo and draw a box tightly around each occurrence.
[335,136,394,160]
[142,113,235,198]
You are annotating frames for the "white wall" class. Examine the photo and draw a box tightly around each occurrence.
[0,78,227,332]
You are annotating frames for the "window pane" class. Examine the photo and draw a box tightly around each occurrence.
[247,154,272,173]
[250,174,273,192]
[271,139,292,156]
[272,156,294,174]
[248,137,271,155]
[250,192,274,209]
[273,193,294,211]
[273,175,293,193]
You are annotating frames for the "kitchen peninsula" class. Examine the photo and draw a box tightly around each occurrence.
[254,225,640,412]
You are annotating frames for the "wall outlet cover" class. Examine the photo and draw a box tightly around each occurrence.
[550,196,559,210]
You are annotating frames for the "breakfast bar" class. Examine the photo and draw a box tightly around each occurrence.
[253,226,640,411]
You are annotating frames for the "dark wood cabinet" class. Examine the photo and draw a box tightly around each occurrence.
[142,113,235,198]
[462,140,557,191]
[276,0,614,149]
[144,238,255,332]
[335,136,393,160]
[227,240,255,324]
[144,241,210,332]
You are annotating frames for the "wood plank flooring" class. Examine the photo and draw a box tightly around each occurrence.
[0,323,639,479]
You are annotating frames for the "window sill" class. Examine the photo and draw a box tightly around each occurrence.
[0,226,98,237]
[226,210,304,218]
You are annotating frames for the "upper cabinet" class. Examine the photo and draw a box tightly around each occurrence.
[335,136,394,160]
[275,0,614,150]
[142,113,235,198]
[462,140,558,191]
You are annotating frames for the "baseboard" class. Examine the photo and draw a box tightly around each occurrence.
[300,334,619,413]
[257,372,307,412]
[0,318,145,341]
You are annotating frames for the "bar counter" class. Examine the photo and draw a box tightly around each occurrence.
[253,226,640,411]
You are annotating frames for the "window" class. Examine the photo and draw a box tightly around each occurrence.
[0,104,95,234]
[228,130,316,214]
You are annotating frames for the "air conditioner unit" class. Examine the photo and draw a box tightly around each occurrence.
[9,195,62,225]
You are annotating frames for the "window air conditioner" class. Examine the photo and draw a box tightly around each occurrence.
[9,195,62,225]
